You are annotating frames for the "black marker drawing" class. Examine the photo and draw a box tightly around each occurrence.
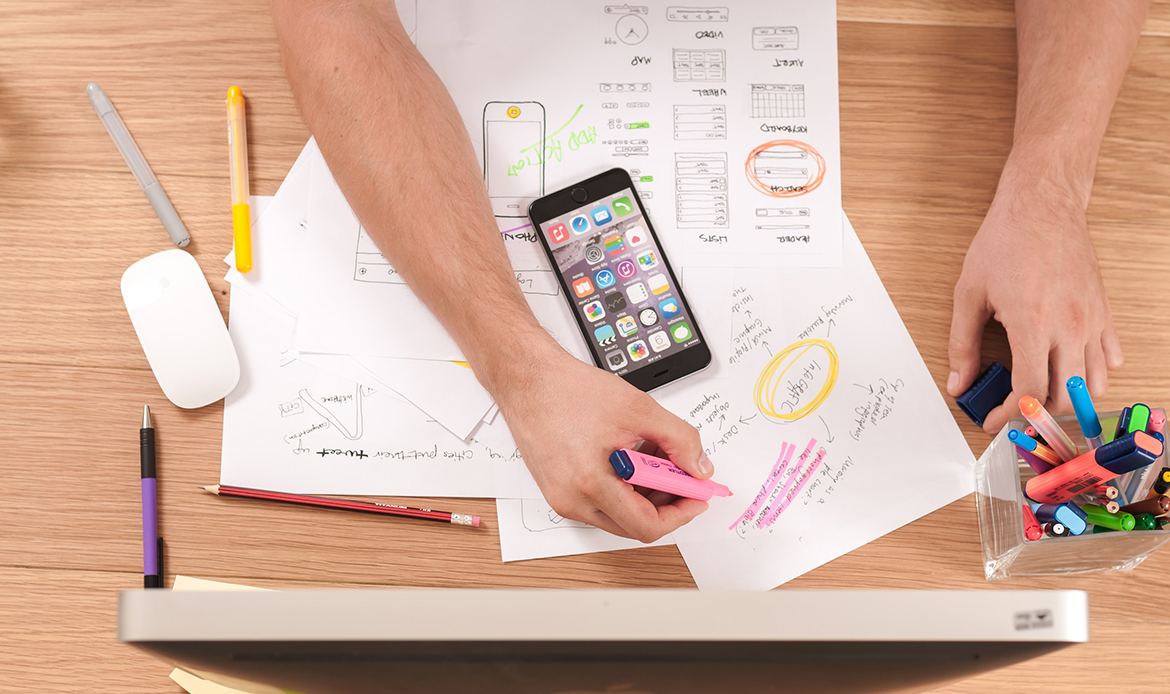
[753,26,799,51]
[673,48,726,82]
[675,152,729,229]
[666,6,729,22]
[750,84,805,118]
[299,385,365,441]
[673,104,727,140]
[482,101,546,218]
[520,499,592,532]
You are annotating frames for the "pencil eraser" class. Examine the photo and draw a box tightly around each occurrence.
[955,362,1012,427]
[472,516,481,528]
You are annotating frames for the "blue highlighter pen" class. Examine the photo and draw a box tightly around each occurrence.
[1067,376,1103,449]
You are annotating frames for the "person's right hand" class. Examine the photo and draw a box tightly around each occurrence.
[947,167,1124,432]
[491,342,713,543]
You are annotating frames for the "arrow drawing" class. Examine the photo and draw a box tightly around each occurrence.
[853,382,873,394]
[817,415,835,443]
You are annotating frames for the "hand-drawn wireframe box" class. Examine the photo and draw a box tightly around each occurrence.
[753,26,799,50]
[975,410,1170,580]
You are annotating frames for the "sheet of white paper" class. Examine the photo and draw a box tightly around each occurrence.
[250,196,273,223]
[670,214,975,590]
[293,149,590,361]
[295,352,494,441]
[496,498,674,562]
[224,140,315,317]
[225,142,498,439]
[359,356,492,439]
[221,288,529,497]
[416,0,842,268]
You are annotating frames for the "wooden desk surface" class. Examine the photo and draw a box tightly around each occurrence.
[2,1,1168,691]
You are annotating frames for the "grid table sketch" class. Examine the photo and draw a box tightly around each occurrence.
[673,49,726,82]
[750,84,805,118]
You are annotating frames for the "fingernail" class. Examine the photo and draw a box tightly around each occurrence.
[697,453,713,477]
[947,371,960,395]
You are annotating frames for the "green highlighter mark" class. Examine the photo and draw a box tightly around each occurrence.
[612,196,634,217]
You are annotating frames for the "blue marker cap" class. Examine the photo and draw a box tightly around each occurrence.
[608,450,636,481]
[1008,429,1038,451]
[1066,376,1102,439]
[1030,501,1088,536]
[956,362,1013,427]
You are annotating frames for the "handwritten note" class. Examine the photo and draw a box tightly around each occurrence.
[671,215,975,590]
[221,289,532,498]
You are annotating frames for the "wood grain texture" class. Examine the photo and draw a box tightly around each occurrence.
[1,1,1169,692]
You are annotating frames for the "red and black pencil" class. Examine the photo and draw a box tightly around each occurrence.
[199,484,481,527]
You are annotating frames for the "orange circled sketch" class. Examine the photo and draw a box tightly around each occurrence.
[744,140,826,198]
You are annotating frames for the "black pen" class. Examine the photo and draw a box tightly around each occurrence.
[141,406,162,588]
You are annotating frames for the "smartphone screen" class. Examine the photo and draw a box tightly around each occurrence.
[530,169,710,391]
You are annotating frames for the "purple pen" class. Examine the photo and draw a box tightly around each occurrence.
[141,406,162,588]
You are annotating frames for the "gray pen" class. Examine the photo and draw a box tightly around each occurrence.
[86,83,191,247]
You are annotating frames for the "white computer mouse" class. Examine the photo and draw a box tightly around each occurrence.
[121,249,240,409]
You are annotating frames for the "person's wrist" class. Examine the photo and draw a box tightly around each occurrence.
[999,139,1096,211]
[471,327,568,406]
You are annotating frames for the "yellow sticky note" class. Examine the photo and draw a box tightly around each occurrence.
[168,576,283,694]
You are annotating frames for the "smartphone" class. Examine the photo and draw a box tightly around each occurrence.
[482,101,545,218]
[529,168,711,391]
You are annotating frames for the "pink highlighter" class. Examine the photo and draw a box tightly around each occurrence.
[609,448,731,501]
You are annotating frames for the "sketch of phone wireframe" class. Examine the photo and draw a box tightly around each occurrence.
[483,101,546,218]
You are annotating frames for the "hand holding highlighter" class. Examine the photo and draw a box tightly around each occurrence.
[609,448,731,501]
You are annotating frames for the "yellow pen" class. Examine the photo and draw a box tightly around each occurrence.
[227,86,252,273]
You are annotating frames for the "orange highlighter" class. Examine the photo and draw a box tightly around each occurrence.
[1019,396,1080,462]
[227,86,252,273]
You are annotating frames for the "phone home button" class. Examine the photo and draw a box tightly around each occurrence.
[571,187,588,203]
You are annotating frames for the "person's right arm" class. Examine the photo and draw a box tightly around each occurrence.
[270,0,714,541]
[946,0,1144,431]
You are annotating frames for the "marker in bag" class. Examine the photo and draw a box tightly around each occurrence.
[1030,502,1088,536]
[1119,496,1170,518]
[1114,407,1132,442]
[1092,484,1119,500]
[1066,377,1104,449]
[1009,429,1061,467]
[1081,504,1135,532]
[1024,426,1045,444]
[1149,410,1166,436]
[1017,446,1054,475]
[1022,505,1042,541]
[609,448,731,502]
[1044,522,1069,538]
[1020,396,1080,462]
[1127,404,1152,436]
[1132,513,1158,531]
[1148,468,1170,498]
